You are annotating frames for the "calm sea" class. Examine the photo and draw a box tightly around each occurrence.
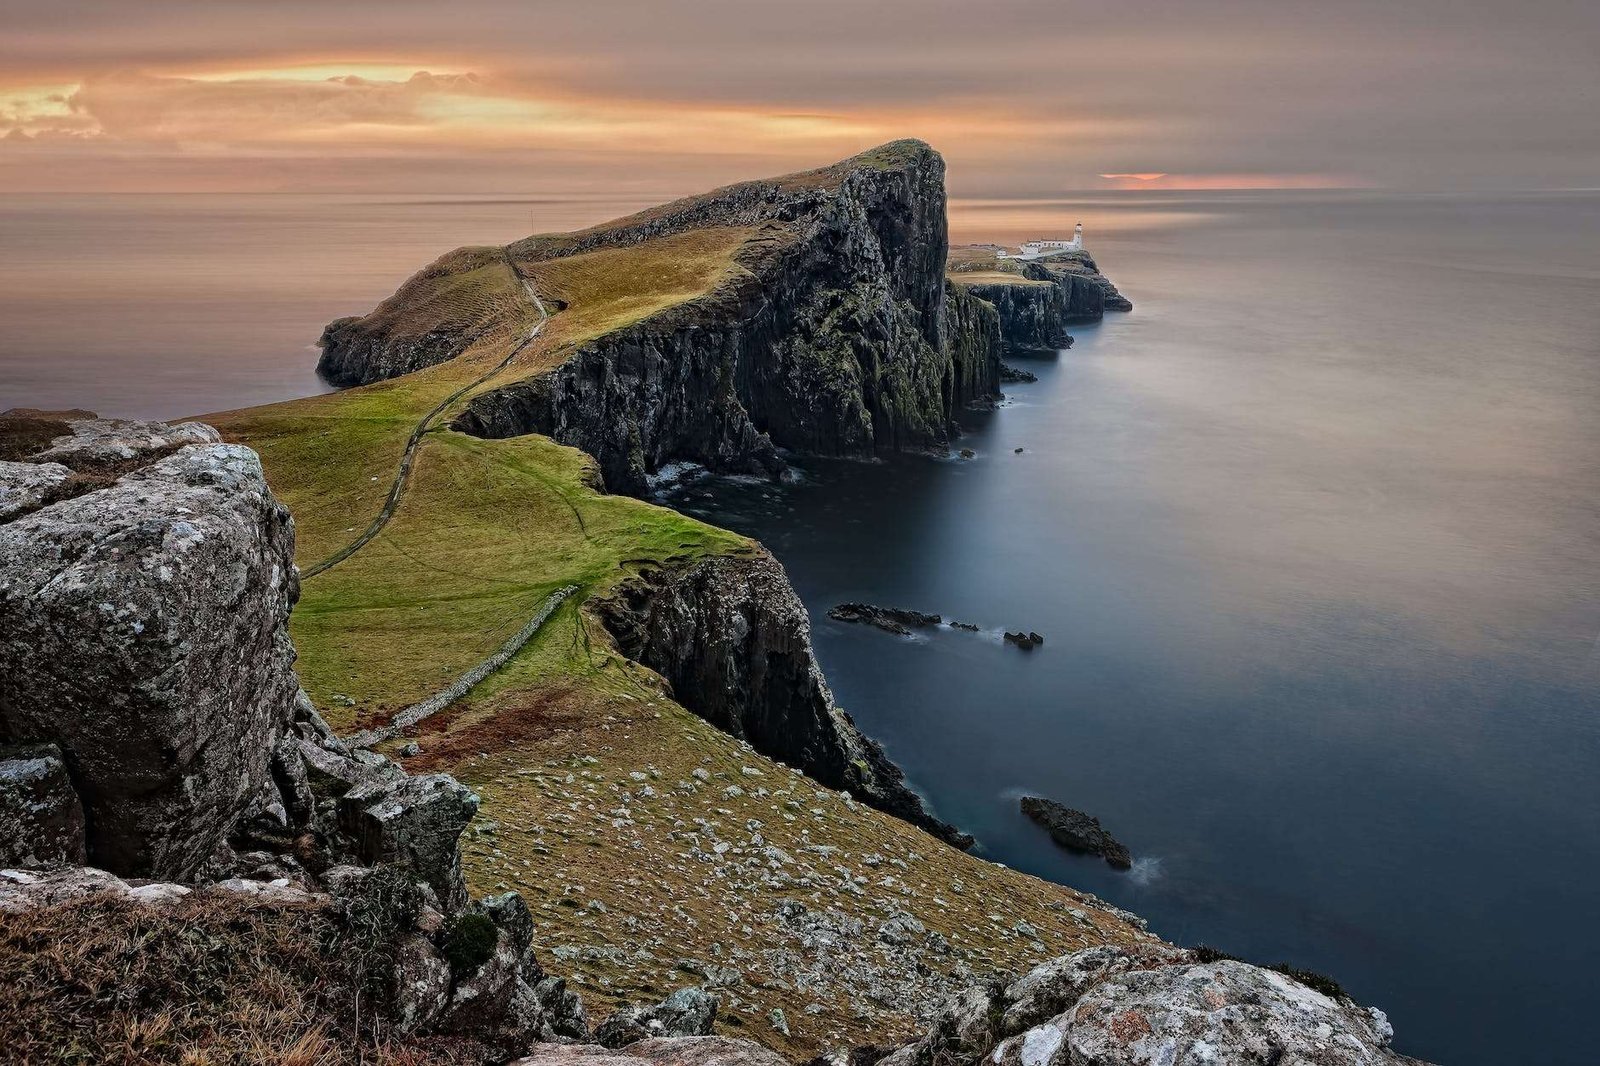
[4,190,1598,1064]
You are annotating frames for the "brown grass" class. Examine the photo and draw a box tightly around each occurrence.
[0,891,475,1065]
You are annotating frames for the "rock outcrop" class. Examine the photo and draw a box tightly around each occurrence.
[320,142,1001,495]
[0,744,86,868]
[950,276,1071,354]
[595,549,971,849]
[1028,250,1133,320]
[0,416,300,879]
[878,945,1427,1066]
[0,415,569,1058]
[1021,796,1132,870]
[512,1037,790,1066]
[596,988,720,1048]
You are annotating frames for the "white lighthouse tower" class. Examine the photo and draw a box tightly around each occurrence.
[1070,221,1084,250]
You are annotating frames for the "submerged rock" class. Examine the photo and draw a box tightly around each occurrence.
[1020,796,1132,869]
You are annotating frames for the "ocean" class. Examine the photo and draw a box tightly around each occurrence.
[4,188,1598,1064]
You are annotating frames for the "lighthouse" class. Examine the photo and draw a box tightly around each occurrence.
[1070,221,1084,250]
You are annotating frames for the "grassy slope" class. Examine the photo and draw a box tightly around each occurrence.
[208,190,1146,1058]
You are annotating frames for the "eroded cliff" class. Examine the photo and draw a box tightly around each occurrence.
[319,142,1000,494]
[593,549,971,849]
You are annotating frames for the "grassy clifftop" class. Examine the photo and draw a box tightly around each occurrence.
[206,144,1146,1058]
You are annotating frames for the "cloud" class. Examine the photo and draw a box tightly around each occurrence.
[0,1,1595,192]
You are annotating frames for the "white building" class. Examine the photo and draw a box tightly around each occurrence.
[998,222,1084,260]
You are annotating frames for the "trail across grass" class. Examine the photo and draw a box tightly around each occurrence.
[301,259,550,580]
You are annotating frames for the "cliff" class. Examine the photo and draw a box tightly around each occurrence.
[947,272,1070,354]
[946,245,1130,352]
[594,549,970,848]
[319,141,1000,494]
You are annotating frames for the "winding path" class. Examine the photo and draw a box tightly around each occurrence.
[299,257,570,744]
[302,259,549,580]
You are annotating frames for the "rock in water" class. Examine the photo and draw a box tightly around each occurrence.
[828,602,943,636]
[0,419,299,880]
[1019,796,1132,869]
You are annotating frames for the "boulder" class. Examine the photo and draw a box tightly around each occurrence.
[884,946,1423,1066]
[0,460,71,520]
[338,772,477,912]
[29,417,221,469]
[1020,796,1132,869]
[511,1037,789,1066]
[0,744,86,868]
[597,987,720,1048]
[0,428,300,880]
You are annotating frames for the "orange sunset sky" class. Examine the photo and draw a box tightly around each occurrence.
[2,0,1595,196]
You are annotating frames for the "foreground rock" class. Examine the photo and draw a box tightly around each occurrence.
[513,1037,788,1066]
[597,549,973,849]
[596,988,720,1048]
[1021,796,1132,870]
[879,944,1425,1066]
[0,417,299,879]
[0,745,85,868]
[0,416,569,1059]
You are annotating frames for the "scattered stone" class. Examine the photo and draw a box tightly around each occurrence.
[1019,797,1132,870]
[599,987,720,1048]
[1003,631,1044,649]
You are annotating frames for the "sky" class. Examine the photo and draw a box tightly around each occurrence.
[1,0,1596,196]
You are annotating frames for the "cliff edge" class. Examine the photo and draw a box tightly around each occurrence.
[319,141,1000,494]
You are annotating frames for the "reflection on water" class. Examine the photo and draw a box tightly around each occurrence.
[3,189,1598,1066]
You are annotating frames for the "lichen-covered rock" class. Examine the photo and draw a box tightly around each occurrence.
[338,772,478,912]
[596,547,970,849]
[0,744,85,868]
[511,1036,790,1066]
[0,460,72,520]
[29,417,221,469]
[0,427,299,880]
[885,946,1424,1066]
[597,987,720,1048]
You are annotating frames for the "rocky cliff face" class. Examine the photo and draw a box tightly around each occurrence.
[951,278,1070,354]
[1028,251,1133,321]
[594,548,971,849]
[320,142,999,495]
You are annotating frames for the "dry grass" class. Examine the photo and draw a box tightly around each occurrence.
[0,891,475,1065]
